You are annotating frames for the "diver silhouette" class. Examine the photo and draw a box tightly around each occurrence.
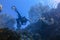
[11,6,28,30]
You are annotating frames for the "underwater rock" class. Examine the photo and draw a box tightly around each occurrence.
[25,3,60,40]
[0,28,20,40]
[0,13,16,30]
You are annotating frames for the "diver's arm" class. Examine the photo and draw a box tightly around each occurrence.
[11,6,22,18]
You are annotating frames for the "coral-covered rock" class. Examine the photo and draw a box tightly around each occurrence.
[0,28,20,40]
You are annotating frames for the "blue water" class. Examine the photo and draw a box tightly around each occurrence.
[0,0,40,18]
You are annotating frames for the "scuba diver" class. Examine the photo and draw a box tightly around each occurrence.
[11,6,28,30]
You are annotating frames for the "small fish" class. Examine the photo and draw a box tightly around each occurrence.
[0,4,2,12]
